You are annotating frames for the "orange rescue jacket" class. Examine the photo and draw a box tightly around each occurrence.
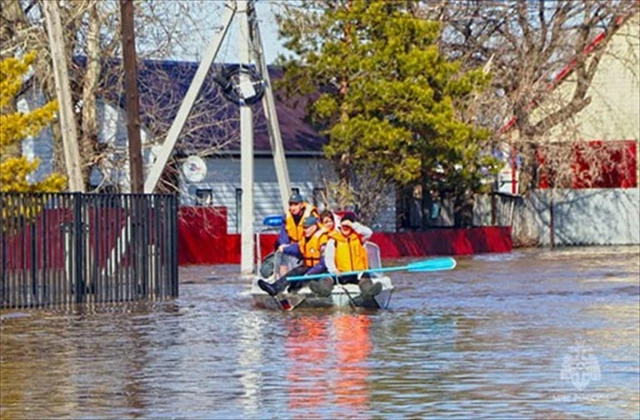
[329,230,369,272]
[285,204,318,243]
[300,229,328,267]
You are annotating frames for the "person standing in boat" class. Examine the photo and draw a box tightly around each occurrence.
[258,216,333,296]
[324,213,382,298]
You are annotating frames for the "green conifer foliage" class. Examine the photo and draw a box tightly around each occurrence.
[0,53,66,193]
[277,1,501,220]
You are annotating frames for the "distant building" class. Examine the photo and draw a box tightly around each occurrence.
[486,12,639,246]
[18,59,397,233]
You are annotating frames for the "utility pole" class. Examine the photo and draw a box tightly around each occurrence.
[42,0,85,192]
[136,0,289,274]
[247,1,291,211]
[238,0,255,275]
[120,0,144,193]
[144,3,236,193]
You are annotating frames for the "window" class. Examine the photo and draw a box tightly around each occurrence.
[195,189,213,206]
[235,188,242,232]
[291,187,300,195]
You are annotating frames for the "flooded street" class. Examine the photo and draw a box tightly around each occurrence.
[2,246,639,419]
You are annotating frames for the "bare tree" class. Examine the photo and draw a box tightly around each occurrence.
[1,0,243,194]
[417,0,639,192]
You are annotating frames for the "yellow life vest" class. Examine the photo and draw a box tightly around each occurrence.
[329,230,369,272]
[300,229,328,267]
[285,203,318,243]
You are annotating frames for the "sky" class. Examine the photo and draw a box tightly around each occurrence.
[255,1,289,64]
[181,1,292,65]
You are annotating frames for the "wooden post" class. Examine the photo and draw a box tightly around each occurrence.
[120,0,144,193]
[491,193,497,225]
[549,192,555,248]
[247,1,291,211]
[238,0,255,275]
[143,2,236,193]
[42,0,85,192]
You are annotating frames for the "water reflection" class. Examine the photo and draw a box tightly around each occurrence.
[0,303,182,419]
[281,313,372,417]
[1,246,638,419]
[285,315,331,412]
[334,314,372,412]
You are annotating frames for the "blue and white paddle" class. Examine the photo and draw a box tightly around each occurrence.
[286,257,457,282]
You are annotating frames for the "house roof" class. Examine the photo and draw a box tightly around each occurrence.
[497,11,636,136]
[77,57,327,156]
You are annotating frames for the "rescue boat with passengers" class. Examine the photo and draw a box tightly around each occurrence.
[250,216,394,310]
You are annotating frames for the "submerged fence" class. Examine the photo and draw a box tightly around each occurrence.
[0,193,179,309]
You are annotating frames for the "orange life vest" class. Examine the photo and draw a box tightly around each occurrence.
[285,204,318,243]
[300,229,328,267]
[329,230,369,272]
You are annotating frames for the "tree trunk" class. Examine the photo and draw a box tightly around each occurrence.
[420,156,430,229]
[453,189,474,228]
[80,0,101,186]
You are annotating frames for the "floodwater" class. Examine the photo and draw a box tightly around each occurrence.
[1,246,639,419]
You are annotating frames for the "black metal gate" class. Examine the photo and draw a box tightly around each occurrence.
[0,193,178,309]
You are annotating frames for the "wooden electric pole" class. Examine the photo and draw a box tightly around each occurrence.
[42,0,85,192]
[120,0,144,193]
[238,0,255,274]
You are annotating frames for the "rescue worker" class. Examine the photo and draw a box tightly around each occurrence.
[258,216,333,297]
[324,213,382,298]
[277,192,320,248]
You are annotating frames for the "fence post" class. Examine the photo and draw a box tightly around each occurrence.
[172,195,179,297]
[74,193,85,303]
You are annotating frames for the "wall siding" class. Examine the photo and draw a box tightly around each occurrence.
[17,94,156,191]
[530,14,640,142]
[181,156,397,233]
[17,89,398,231]
[17,92,55,183]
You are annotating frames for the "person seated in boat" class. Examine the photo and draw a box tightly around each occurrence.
[319,209,338,233]
[324,212,383,298]
[258,215,333,297]
[276,192,320,248]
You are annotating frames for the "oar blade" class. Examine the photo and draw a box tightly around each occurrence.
[287,257,456,281]
[407,257,457,272]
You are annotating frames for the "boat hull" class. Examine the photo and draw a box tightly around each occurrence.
[250,276,394,310]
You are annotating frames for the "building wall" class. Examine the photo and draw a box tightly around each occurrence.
[18,88,397,231]
[487,14,640,246]
[531,13,640,143]
[180,156,397,233]
[17,91,56,183]
[17,93,156,191]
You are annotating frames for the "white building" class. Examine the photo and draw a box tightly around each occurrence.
[480,12,640,246]
[19,58,398,233]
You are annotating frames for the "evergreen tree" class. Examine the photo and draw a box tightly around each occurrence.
[0,53,66,193]
[276,0,500,226]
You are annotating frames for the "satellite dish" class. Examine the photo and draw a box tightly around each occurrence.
[182,156,207,183]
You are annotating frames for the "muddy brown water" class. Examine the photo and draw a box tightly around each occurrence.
[1,246,639,419]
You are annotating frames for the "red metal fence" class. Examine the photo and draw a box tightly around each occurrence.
[177,207,512,265]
